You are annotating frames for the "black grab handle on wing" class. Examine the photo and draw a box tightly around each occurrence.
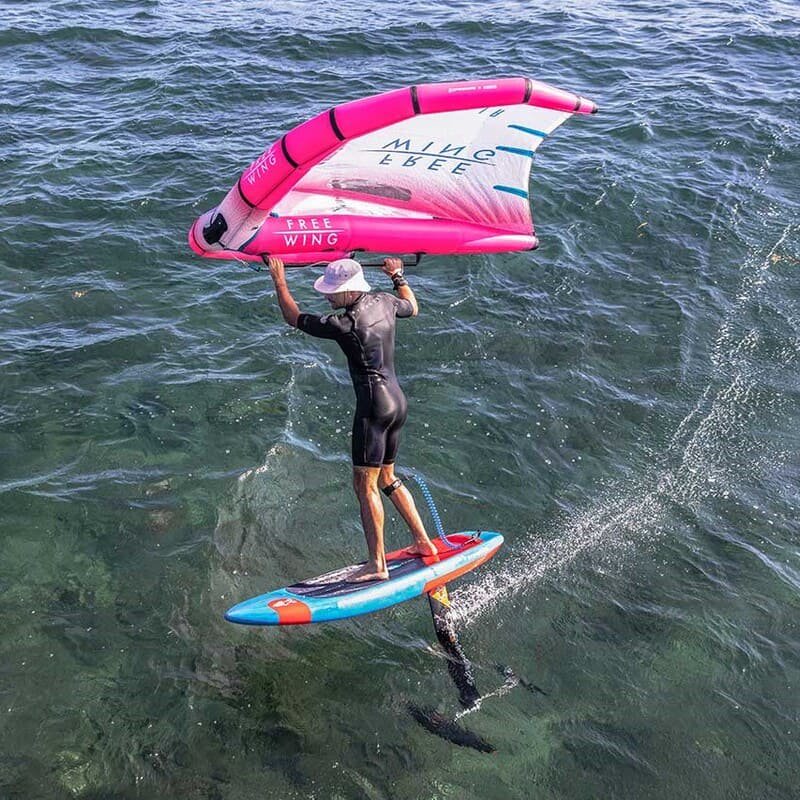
[257,253,424,271]
[359,253,423,268]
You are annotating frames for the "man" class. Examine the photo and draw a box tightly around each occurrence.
[267,255,437,581]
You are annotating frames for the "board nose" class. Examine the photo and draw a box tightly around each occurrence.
[224,601,256,624]
[225,595,312,625]
[224,598,277,625]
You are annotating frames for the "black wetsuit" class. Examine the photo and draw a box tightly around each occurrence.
[297,292,414,467]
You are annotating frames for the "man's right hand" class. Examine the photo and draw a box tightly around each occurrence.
[267,257,301,327]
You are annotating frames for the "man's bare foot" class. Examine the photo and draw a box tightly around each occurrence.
[405,541,439,557]
[347,564,389,583]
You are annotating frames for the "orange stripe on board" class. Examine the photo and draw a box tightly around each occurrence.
[423,545,502,594]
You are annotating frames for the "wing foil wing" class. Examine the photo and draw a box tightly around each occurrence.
[189,78,596,264]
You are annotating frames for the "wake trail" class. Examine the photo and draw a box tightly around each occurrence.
[452,132,799,625]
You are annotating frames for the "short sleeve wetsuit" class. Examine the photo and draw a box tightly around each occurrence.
[297,292,414,468]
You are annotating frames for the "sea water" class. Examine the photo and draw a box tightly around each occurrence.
[1,2,799,797]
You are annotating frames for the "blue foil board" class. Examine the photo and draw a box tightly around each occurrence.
[224,530,503,625]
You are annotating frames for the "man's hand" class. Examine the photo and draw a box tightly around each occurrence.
[267,256,286,283]
[381,257,403,278]
[383,257,418,315]
[266,257,300,327]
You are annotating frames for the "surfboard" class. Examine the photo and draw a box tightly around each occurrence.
[224,530,503,625]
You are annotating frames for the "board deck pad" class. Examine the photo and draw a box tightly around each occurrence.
[224,530,503,625]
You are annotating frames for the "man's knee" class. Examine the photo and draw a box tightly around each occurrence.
[378,464,396,489]
[353,467,379,498]
[379,466,404,497]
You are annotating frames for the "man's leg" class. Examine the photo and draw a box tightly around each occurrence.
[349,466,389,581]
[379,465,438,557]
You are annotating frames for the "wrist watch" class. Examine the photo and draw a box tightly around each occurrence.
[391,271,408,289]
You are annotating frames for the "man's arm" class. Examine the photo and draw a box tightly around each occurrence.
[267,257,300,327]
[382,257,418,316]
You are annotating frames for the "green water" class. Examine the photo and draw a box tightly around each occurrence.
[2,1,799,797]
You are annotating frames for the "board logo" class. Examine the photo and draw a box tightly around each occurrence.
[269,598,300,608]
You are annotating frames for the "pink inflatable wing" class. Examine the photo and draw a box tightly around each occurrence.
[189,77,597,265]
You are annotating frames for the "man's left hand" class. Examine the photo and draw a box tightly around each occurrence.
[382,257,403,277]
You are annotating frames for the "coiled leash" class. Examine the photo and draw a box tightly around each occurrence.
[401,472,459,551]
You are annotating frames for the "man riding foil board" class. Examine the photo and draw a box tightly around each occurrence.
[267,256,437,582]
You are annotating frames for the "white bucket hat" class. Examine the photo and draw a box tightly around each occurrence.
[313,258,371,295]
